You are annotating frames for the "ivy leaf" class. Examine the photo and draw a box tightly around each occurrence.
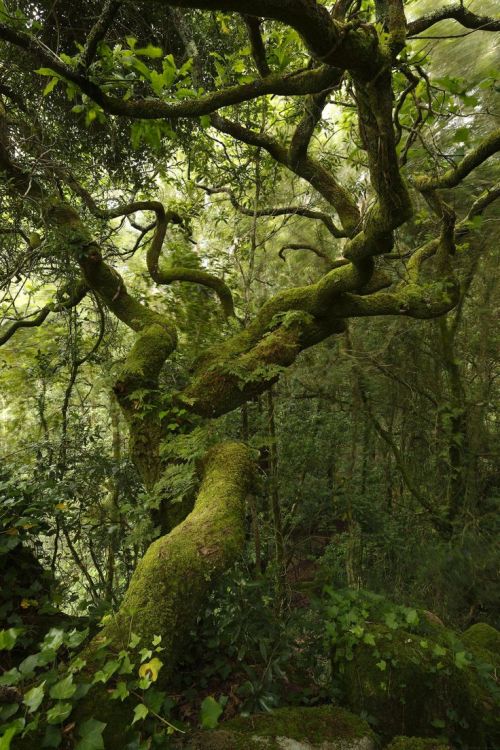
[384,612,398,630]
[43,77,59,96]
[0,629,20,651]
[131,703,149,724]
[454,650,470,669]
[50,675,76,700]
[129,633,140,648]
[75,718,107,750]
[200,696,223,729]
[110,681,129,701]
[404,609,419,626]
[19,653,41,676]
[23,682,45,712]
[46,702,73,725]
[0,669,21,687]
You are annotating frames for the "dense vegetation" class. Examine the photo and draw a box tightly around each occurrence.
[0,0,499,748]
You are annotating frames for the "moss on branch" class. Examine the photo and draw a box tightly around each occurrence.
[414,130,500,193]
[93,441,254,666]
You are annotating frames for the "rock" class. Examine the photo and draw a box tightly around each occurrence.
[384,738,451,750]
[338,624,500,748]
[461,622,500,660]
[186,705,375,749]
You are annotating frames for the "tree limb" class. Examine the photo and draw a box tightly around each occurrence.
[407,4,500,37]
[242,15,271,77]
[0,23,346,118]
[197,183,346,238]
[78,0,123,70]
[414,129,500,193]
[0,280,88,346]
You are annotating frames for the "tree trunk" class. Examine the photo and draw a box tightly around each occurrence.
[88,441,254,676]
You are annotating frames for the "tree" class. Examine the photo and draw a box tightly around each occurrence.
[1,0,499,713]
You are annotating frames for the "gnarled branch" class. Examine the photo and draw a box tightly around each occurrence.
[0,280,88,346]
[414,129,500,193]
[197,183,346,238]
[408,4,500,37]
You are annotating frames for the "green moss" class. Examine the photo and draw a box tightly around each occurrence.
[385,738,451,750]
[339,625,499,747]
[225,705,373,742]
[92,442,253,665]
[461,623,500,661]
[186,706,374,750]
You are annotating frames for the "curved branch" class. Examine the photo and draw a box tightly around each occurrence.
[0,280,88,346]
[414,129,500,193]
[0,23,346,118]
[461,182,500,224]
[278,243,345,267]
[242,15,270,77]
[160,0,382,73]
[197,183,346,238]
[151,267,236,318]
[78,0,123,70]
[289,89,332,167]
[211,114,360,233]
[408,5,500,37]
[279,243,330,262]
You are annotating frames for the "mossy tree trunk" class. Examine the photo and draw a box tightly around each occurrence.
[91,442,254,675]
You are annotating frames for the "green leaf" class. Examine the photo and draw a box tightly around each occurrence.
[43,77,59,96]
[131,703,149,724]
[92,659,121,684]
[0,719,25,750]
[0,629,20,651]
[42,725,61,748]
[404,609,419,626]
[23,682,45,712]
[135,44,163,58]
[128,633,141,648]
[453,127,470,144]
[19,653,41,676]
[0,669,21,687]
[46,702,73,725]
[384,612,398,630]
[75,718,107,750]
[454,650,470,669]
[50,675,76,700]
[431,718,446,729]
[376,660,387,672]
[110,681,129,701]
[200,696,223,729]
[35,67,57,76]
[43,629,65,651]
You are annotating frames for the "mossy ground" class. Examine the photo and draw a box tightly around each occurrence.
[384,738,451,750]
[185,706,374,750]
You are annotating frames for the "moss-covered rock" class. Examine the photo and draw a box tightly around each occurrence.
[384,738,451,750]
[461,623,500,661]
[186,706,375,749]
[338,624,499,748]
